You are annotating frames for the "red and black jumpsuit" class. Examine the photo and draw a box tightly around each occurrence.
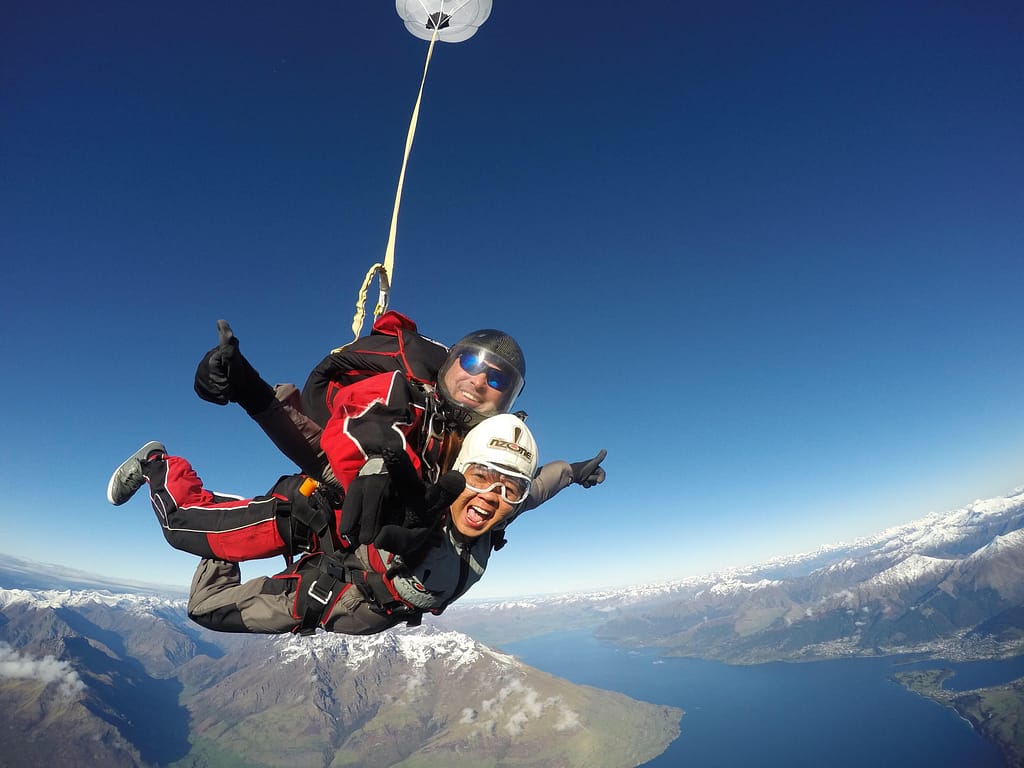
[142,368,446,561]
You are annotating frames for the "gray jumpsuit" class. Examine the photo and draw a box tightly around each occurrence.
[186,461,574,635]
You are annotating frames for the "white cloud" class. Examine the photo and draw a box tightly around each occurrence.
[505,709,529,735]
[471,677,581,737]
[404,672,425,697]
[496,679,525,701]
[0,642,85,697]
[553,704,580,731]
[519,688,544,717]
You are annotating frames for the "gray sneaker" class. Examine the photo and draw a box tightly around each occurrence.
[106,441,166,506]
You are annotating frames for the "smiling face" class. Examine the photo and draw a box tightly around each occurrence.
[441,357,508,414]
[436,331,526,418]
[447,413,538,538]
[448,483,516,538]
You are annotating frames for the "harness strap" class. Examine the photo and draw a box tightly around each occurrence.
[291,551,423,635]
[288,480,344,564]
[294,553,349,635]
[431,539,475,616]
[348,568,402,609]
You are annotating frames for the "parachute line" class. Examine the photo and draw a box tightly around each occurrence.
[351,24,441,341]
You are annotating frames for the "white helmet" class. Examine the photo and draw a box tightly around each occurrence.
[453,414,538,504]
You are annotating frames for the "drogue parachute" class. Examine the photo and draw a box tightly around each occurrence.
[395,0,492,43]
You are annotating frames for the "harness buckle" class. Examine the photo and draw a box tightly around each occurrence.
[307,578,334,606]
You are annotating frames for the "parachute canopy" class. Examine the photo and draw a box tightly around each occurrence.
[396,0,492,43]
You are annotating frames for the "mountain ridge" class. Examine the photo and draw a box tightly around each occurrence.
[4,484,1024,764]
[437,486,1024,662]
[0,583,680,767]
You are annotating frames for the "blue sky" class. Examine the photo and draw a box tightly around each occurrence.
[2,1,1022,599]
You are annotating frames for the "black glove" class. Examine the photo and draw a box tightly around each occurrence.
[193,320,274,415]
[194,320,235,405]
[373,449,465,556]
[569,449,607,488]
[337,457,392,545]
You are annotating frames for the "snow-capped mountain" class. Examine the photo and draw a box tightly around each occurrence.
[3,484,1022,764]
[0,583,679,768]
[439,487,1024,662]
[0,552,188,597]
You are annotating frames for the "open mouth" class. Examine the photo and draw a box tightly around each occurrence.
[463,504,493,529]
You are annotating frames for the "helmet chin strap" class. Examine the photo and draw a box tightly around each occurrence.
[439,398,486,430]
[434,375,488,430]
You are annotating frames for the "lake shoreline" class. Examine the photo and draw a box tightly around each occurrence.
[505,629,1012,767]
[893,667,1024,767]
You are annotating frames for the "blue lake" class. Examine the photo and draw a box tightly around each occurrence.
[904,653,1024,692]
[502,630,1013,768]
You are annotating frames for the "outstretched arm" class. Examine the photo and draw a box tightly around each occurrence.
[193,320,328,479]
[193,320,275,415]
[519,449,607,513]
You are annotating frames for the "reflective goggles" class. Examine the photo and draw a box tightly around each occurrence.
[461,462,532,504]
[458,351,515,392]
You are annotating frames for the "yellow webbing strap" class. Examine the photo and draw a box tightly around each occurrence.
[350,26,441,342]
[347,263,391,352]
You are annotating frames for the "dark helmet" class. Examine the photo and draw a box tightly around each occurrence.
[437,329,526,424]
